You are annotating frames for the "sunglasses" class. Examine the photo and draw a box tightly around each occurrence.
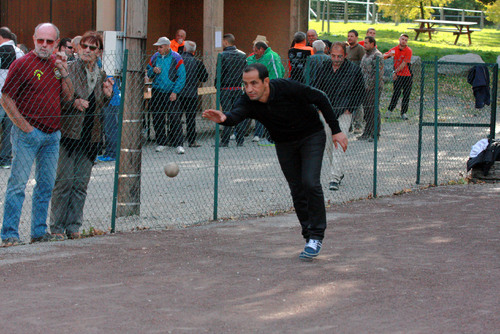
[36,39,55,45]
[66,45,73,50]
[80,43,98,51]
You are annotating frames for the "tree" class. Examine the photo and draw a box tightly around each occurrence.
[485,0,500,24]
[378,0,453,24]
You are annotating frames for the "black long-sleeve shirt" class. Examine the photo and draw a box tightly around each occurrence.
[220,79,341,143]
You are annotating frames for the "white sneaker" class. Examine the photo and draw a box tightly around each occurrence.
[252,135,260,142]
[230,134,236,140]
[155,145,167,152]
[176,146,185,154]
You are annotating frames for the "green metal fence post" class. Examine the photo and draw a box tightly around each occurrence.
[490,63,498,139]
[416,61,426,184]
[213,53,222,221]
[433,57,439,186]
[110,50,128,233]
[372,56,380,198]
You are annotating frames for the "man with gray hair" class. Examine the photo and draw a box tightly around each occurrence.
[305,39,330,86]
[147,36,186,154]
[0,22,73,246]
[178,40,208,147]
[288,31,314,83]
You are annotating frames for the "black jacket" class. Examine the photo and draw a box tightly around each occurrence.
[467,65,490,109]
[179,52,208,98]
[467,139,500,175]
[221,79,341,143]
[315,59,365,119]
[215,45,246,88]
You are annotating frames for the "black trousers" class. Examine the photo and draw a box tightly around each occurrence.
[150,90,184,147]
[362,88,381,137]
[220,90,248,145]
[388,75,413,115]
[275,130,327,241]
[178,96,198,145]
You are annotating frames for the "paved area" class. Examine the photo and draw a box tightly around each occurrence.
[1,183,498,333]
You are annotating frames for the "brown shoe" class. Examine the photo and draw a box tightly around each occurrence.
[189,142,201,148]
[67,232,81,240]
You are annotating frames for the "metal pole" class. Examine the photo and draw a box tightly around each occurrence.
[433,57,438,185]
[111,50,128,233]
[372,56,380,197]
[344,0,348,24]
[416,61,426,185]
[213,53,222,221]
[490,64,498,139]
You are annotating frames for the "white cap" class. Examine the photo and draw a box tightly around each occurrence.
[153,37,170,46]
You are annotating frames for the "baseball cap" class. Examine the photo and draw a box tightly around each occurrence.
[153,37,170,46]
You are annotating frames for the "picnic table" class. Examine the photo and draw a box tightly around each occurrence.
[411,19,478,45]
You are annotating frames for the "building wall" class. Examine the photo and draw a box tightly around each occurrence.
[96,0,116,32]
[223,0,292,58]
[0,0,96,48]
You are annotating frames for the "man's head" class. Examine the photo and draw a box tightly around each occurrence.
[253,41,268,59]
[347,30,358,46]
[399,34,409,48]
[366,28,376,38]
[312,40,326,54]
[57,37,73,57]
[0,28,13,44]
[364,36,376,51]
[222,34,235,48]
[175,29,186,44]
[184,40,196,54]
[79,31,103,63]
[154,36,171,55]
[242,63,270,103]
[293,31,306,45]
[330,42,346,71]
[33,22,60,59]
[72,36,82,53]
[306,29,318,45]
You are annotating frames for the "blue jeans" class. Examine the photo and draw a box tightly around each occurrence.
[275,130,326,241]
[102,105,119,158]
[0,105,13,165]
[1,126,61,240]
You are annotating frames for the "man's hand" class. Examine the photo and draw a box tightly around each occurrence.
[74,98,89,112]
[54,52,69,76]
[169,92,177,101]
[332,132,348,152]
[202,109,227,123]
[153,67,162,74]
[103,77,114,98]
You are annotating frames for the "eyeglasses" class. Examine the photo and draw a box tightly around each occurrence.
[80,43,98,51]
[36,39,55,45]
[66,45,73,50]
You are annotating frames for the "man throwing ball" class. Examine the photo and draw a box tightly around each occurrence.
[203,63,347,260]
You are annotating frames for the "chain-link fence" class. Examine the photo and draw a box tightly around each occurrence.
[0,49,497,242]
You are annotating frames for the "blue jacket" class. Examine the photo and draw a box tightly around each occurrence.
[147,50,186,94]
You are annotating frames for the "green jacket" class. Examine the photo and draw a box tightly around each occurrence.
[246,47,285,80]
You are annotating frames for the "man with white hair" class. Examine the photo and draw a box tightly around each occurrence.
[178,40,208,148]
[306,29,318,47]
[305,39,330,86]
[0,22,73,246]
[147,36,186,154]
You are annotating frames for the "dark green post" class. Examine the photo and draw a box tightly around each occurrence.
[110,50,128,233]
[213,54,222,221]
[372,56,380,198]
[433,57,439,185]
[490,64,498,139]
[416,61,426,184]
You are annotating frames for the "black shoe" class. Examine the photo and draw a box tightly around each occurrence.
[30,233,57,244]
[220,143,229,147]
[329,174,344,191]
[357,134,369,141]
[236,142,244,147]
[189,142,201,148]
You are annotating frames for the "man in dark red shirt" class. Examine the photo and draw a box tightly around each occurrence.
[384,33,413,120]
[0,22,73,247]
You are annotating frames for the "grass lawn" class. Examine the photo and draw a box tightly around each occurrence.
[309,21,500,63]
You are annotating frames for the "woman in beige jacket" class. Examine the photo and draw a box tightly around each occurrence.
[50,31,113,239]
